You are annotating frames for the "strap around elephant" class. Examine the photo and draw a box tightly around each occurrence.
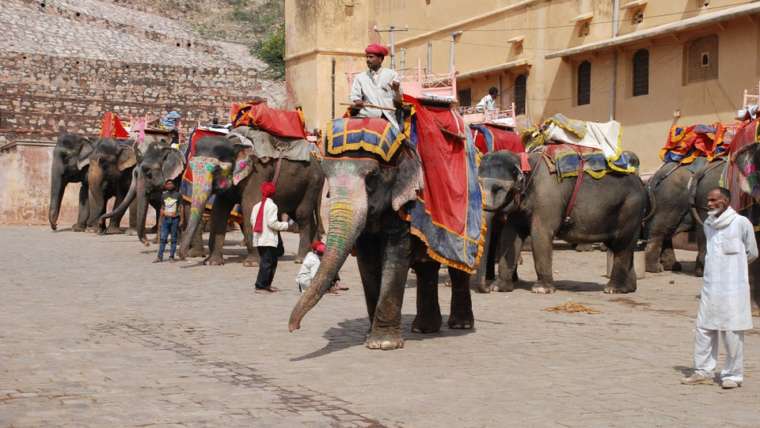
[563,157,585,225]
[272,157,283,186]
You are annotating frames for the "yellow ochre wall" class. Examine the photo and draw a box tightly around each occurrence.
[285,0,760,172]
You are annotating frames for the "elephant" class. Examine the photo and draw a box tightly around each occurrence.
[99,140,187,245]
[80,138,138,234]
[177,135,325,265]
[288,147,475,350]
[49,133,93,231]
[643,160,722,275]
[477,150,649,294]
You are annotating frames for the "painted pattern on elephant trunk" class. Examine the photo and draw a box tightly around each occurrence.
[289,174,369,332]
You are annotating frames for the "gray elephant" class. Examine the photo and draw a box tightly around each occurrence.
[177,134,324,265]
[644,160,723,275]
[80,138,138,234]
[288,146,476,350]
[99,140,186,244]
[477,151,649,294]
[49,133,93,231]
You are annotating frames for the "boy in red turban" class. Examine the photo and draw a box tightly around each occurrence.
[251,181,293,293]
[349,43,402,130]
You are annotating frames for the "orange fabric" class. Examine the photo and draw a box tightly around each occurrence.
[230,101,307,139]
[99,112,130,139]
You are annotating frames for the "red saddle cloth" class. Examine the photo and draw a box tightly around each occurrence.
[230,101,307,139]
[471,124,524,154]
[99,112,130,139]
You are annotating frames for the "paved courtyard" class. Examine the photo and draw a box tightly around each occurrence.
[1,226,760,427]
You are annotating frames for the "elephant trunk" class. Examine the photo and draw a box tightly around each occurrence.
[86,163,105,229]
[179,159,214,259]
[135,176,150,244]
[289,193,368,332]
[49,162,65,231]
[101,168,138,223]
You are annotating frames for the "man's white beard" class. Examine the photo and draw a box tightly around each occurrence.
[708,209,721,217]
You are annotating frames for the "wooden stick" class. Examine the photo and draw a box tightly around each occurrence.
[339,102,397,112]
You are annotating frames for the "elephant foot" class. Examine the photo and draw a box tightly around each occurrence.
[447,312,474,330]
[243,256,259,268]
[473,282,491,294]
[205,254,225,266]
[532,283,556,294]
[71,223,86,232]
[105,225,124,235]
[491,279,515,293]
[366,330,404,350]
[126,228,138,236]
[604,284,635,294]
[668,261,683,272]
[411,313,442,334]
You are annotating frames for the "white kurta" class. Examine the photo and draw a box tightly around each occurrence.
[296,251,321,291]
[250,198,289,248]
[349,67,400,130]
[697,207,758,331]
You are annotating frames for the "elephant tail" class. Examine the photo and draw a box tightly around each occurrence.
[688,174,705,227]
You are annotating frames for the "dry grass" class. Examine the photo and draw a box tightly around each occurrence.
[544,301,600,315]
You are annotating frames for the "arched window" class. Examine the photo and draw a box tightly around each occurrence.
[577,61,591,106]
[632,49,649,96]
[514,74,527,115]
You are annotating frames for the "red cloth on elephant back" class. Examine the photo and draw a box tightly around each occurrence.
[230,101,307,139]
[99,112,130,139]
[471,124,524,154]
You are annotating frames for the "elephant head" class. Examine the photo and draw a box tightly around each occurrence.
[478,151,525,214]
[289,148,423,331]
[100,140,186,242]
[85,138,137,229]
[178,136,247,258]
[733,143,760,200]
[49,133,93,230]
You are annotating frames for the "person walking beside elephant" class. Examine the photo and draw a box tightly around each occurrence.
[682,188,757,389]
[251,182,293,293]
[154,180,182,263]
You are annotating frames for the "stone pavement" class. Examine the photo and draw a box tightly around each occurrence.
[1,226,759,427]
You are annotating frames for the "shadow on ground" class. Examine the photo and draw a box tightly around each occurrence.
[291,314,474,361]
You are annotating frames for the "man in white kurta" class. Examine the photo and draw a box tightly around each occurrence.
[350,43,402,131]
[682,188,757,388]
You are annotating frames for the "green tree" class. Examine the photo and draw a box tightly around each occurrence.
[253,26,285,79]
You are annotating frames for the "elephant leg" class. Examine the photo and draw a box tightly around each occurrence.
[660,237,681,271]
[240,191,258,268]
[448,267,473,330]
[494,223,522,292]
[106,191,127,235]
[206,195,236,266]
[531,219,557,294]
[366,222,411,350]
[411,261,442,334]
[644,235,664,273]
[605,238,637,294]
[695,226,706,277]
[355,234,382,331]
[294,204,317,265]
[189,218,206,258]
[74,183,89,231]
[126,197,138,235]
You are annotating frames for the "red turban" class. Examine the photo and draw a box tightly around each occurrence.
[365,43,389,57]
[253,182,276,233]
[311,240,326,254]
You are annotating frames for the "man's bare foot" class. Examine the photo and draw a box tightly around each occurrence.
[255,286,279,293]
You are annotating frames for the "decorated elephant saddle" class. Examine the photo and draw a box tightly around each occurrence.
[324,117,406,162]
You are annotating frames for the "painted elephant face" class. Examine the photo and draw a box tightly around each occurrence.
[288,150,422,331]
[478,151,523,212]
[734,143,760,199]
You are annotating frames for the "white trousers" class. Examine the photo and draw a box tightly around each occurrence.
[694,327,744,382]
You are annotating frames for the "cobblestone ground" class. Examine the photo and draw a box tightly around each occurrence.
[2,226,760,427]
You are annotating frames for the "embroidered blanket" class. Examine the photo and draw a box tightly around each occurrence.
[542,143,637,180]
[523,114,633,173]
[99,112,130,139]
[227,127,316,162]
[230,101,307,139]
[325,117,405,162]
[181,128,243,220]
[660,123,731,164]
[470,123,524,154]
[405,95,484,273]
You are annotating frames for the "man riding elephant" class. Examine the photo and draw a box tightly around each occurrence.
[350,43,403,130]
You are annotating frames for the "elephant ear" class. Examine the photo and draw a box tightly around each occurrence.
[162,148,186,181]
[232,149,255,186]
[391,148,424,211]
[77,139,94,170]
[117,145,138,171]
